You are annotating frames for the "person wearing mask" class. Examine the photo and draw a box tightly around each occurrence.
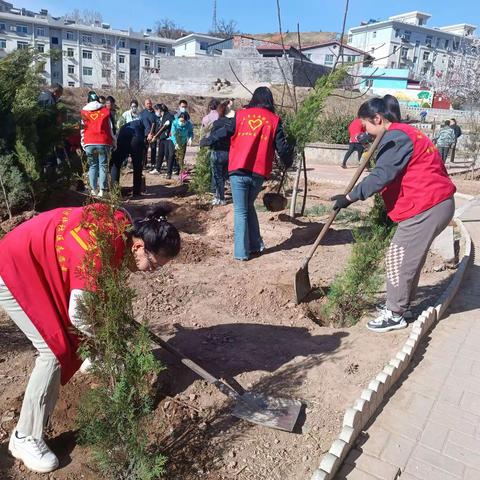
[80,91,116,197]
[168,113,194,182]
[118,99,140,129]
[202,87,295,260]
[342,118,366,168]
[450,118,462,163]
[200,100,233,205]
[0,203,180,474]
[201,98,219,131]
[139,98,157,168]
[38,83,63,108]
[150,104,175,176]
[111,118,146,198]
[98,95,106,105]
[434,120,456,163]
[176,99,190,121]
[105,96,118,136]
[331,96,456,333]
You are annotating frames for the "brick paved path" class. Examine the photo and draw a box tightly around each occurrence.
[338,202,480,480]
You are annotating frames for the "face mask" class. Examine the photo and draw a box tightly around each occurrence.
[131,106,138,113]
[155,112,161,117]
[179,122,185,127]
[180,107,186,113]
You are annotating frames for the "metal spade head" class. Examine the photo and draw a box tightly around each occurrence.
[263,192,288,212]
[232,392,303,432]
[294,262,312,304]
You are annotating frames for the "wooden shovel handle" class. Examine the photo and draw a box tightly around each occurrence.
[302,130,386,265]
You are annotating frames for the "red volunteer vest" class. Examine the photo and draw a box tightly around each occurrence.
[349,118,365,143]
[229,107,280,177]
[81,106,113,146]
[382,123,456,222]
[0,204,129,384]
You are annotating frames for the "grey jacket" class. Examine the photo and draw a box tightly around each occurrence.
[435,126,456,148]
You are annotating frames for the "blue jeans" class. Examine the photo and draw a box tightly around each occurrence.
[230,174,264,260]
[85,144,110,192]
[211,150,229,201]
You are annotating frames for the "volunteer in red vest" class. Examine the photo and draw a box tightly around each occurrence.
[332,96,456,333]
[202,87,294,260]
[342,117,366,168]
[80,91,116,197]
[0,204,180,473]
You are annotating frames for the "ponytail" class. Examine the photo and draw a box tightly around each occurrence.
[358,95,401,123]
[130,204,181,258]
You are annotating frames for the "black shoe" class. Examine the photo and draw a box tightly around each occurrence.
[341,164,347,169]
[165,174,172,179]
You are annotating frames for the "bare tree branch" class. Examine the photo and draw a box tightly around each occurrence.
[333,0,350,70]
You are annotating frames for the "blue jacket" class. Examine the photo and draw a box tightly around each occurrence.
[169,118,194,146]
[139,109,156,136]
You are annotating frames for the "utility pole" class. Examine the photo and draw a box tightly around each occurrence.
[211,0,218,33]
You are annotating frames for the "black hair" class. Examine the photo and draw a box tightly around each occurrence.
[451,118,457,124]
[208,98,219,111]
[106,95,116,104]
[158,103,169,112]
[87,90,99,102]
[177,112,189,122]
[358,95,400,123]
[217,100,229,118]
[444,120,451,126]
[131,204,181,258]
[247,86,275,113]
[154,103,162,110]
[98,95,106,103]
[179,99,188,106]
[130,99,138,107]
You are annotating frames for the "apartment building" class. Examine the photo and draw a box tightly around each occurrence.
[0,0,175,88]
[348,11,477,80]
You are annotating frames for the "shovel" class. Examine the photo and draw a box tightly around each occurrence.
[142,323,303,432]
[263,169,288,212]
[293,130,386,304]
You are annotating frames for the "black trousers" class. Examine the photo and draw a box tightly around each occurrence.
[439,146,450,163]
[155,138,172,171]
[342,142,364,166]
[145,139,156,167]
[111,137,144,195]
[166,141,181,176]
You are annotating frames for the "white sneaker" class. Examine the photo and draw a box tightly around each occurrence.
[149,168,160,175]
[79,357,94,374]
[376,302,413,320]
[95,190,104,198]
[367,309,407,333]
[9,430,59,473]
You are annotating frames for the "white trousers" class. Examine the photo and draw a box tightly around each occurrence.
[0,276,61,439]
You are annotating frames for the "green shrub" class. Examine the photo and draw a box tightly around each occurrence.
[189,146,212,196]
[75,201,166,479]
[313,114,354,144]
[322,195,395,326]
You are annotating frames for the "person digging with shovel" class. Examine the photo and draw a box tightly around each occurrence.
[331,96,456,333]
[0,203,180,473]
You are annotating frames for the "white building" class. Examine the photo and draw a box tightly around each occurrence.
[348,11,477,80]
[0,0,176,88]
[173,33,223,57]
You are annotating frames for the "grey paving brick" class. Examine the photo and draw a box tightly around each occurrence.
[355,426,390,458]
[419,421,450,451]
[379,433,415,469]
[336,464,379,480]
[460,391,480,415]
[343,451,400,479]
[411,445,465,477]
[464,467,480,480]
[405,457,462,480]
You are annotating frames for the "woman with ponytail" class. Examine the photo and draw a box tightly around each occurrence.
[332,95,455,333]
[0,203,180,473]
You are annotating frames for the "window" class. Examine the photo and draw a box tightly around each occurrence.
[68,64,75,74]
[83,83,93,88]
[0,39,6,49]
[0,23,6,31]
[444,39,450,49]
[144,58,150,67]
[53,71,59,78]
[17,41,29,50]
[426,35,433,47]
[401,47,409,58]
[372,31,377,38]
[419,18,425,26]
[51,37,59,45]
[37,43,45,53]
[403,30,411,42]
[101,52,111,62]
[66,31,74,40]
[82,49,92,59]
[118,39,126,48]
[200,41,209,51]
[101,38,112,46]
[82,34,93,44]
[453,40,459,51]
[346,55,357,63]
[119,54,125,63]
[348,34,353,43]
[144,42,150,53]
[155,58,161,68]
[68,81,75,87]
[36,27,45,36]
[130,48,137,55]
[118,70,125,80]
[16,25,27,34]
[82,66,93,76]
[365,79,373,87]
[67,47,74,57]
[157,46,166,54]
[390,61,395,68]
[394,28,400,38]
[423,51,430,61]
[324,54,334,64]
[413,56,418,63]
[101,69,111,78]
[436,37,441,48]
[415,40,420,48]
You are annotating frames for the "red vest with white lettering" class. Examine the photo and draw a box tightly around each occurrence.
[382,123,456,222]
[228,107,281,177]
[81,106,113,146]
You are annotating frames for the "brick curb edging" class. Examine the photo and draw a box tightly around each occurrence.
[310,217,473,480]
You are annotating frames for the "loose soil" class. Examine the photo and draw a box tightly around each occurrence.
[0,169,459,480]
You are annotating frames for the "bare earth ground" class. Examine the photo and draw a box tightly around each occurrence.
[0,168,459,480]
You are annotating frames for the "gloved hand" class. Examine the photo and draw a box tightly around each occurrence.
[187,138,192,146]
[331,194,354,210]
[174,143,180,151]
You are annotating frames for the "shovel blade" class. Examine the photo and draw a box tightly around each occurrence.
[294,263,312,304]
[263,193,288,212]
[232,392,303,432]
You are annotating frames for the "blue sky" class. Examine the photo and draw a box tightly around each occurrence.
[18,0,480,35]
